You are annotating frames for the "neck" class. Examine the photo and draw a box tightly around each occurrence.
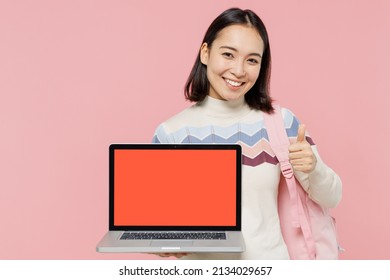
[198,95,250,118]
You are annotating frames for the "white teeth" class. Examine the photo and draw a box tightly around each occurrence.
[225,79,243,87]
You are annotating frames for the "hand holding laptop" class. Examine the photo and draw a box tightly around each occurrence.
[154,253,188,258]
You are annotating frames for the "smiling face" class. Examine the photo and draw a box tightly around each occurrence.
[200,24,265,101]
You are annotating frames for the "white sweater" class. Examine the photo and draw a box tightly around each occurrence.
[152,95,342,259]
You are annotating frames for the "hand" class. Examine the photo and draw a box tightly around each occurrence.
[153,253,188,258]
[288,124,317,173]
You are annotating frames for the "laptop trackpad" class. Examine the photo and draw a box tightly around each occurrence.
[151,240,193,247]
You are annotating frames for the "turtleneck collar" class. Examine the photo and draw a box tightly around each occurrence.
[197,95,251,118]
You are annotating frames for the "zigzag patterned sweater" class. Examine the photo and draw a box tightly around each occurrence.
[152,95,342,259]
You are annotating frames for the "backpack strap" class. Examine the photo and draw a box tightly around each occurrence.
[263,105,299,227]
[263,105,316,259]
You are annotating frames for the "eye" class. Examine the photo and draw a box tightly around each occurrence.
[222,52,234,59]
[247,58,260,64]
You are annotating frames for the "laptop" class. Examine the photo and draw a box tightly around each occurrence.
[96,143,245,253]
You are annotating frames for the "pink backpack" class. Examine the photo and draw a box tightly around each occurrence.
[263,105,341,259]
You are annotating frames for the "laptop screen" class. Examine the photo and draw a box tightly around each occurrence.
[109,144,241,230]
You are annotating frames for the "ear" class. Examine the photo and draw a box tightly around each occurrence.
[200,43,209,65]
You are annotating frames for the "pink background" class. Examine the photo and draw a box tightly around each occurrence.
[1,0,389,259]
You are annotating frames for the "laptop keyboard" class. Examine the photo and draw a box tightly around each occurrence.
[120,231,227,240]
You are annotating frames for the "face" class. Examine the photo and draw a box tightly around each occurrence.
[200,24,264,101]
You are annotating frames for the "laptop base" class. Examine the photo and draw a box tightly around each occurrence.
[96,231,245,253]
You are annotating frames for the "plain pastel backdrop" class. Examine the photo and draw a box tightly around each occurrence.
[1,0,389,260]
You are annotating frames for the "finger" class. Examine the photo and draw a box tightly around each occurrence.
[289,143,301,153]
[290,157,314,165]
[157,253,188,258]
[288,142,310,153]
[291,163,314,173]
[157,253,170,258]
[290,156,317,173]
[297,124,306,143]
[289,151,304,160]
[291,164,308,172]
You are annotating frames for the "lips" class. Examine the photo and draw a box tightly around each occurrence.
[224,78,244,87]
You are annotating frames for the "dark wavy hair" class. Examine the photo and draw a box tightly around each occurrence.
[184,8,273,113]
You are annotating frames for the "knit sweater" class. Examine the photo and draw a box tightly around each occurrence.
[152,95,342,260]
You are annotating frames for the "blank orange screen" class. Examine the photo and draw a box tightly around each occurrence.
[114,149,237,226]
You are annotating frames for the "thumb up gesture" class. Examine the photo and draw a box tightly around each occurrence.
[288,124,317,173]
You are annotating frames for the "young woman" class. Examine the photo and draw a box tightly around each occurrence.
[152,7,342,260]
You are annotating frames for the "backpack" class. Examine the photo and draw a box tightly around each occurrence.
[263,105,341,259]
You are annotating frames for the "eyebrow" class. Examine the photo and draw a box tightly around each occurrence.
[219,46,262,58]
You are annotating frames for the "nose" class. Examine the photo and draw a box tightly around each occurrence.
[230,59,246,78]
